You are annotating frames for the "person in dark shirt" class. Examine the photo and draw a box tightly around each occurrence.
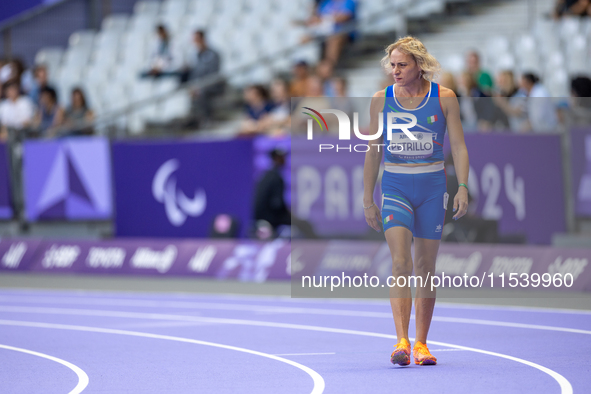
[189,30,223,125]
[253,148,291,234]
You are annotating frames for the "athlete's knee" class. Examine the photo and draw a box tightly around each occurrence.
[414,255,436,277]
[391,256,413,277]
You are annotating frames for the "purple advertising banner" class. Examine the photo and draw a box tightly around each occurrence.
[2,237,588,291]
[290,134,566,244]
[112,139,254,238]
[0,144,12,219]
[23,137,113,221]
[443,134,566,245]
[291,136,382,236]
[0,237,290,281]
[292,240,591,292]
[570,129,591,217]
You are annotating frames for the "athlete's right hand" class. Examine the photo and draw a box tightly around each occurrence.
[364,204,382,232]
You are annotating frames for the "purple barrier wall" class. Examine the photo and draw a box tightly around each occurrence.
[570,129,591,217]
[444,134,566,245]
[0,237,291,281]
[23,137,113,221]
[292,240,591,292]
[291,136,382,236]
[290,134,566,244]
[0,144,12,219]
[112,139,254,238]
[2,237,588,291]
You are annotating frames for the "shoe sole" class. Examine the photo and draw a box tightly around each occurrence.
[390,350,410,366]
[414,358,437,365]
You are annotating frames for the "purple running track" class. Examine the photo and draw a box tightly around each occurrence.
[0,290,589,394]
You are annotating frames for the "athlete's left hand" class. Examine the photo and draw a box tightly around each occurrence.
[453,188,469,220]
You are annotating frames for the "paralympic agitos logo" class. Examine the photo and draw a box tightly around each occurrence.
[302,108,422,153]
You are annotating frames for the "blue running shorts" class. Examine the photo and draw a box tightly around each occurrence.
[381,165,448,240]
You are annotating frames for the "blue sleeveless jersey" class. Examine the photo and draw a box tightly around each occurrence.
[382,81,446,165]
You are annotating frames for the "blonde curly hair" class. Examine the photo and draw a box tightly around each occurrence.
[381,36,441,82]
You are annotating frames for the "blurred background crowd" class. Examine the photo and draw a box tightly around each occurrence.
[0,0,590,247]
[0,0,589,140]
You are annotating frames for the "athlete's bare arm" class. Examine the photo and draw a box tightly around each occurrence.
[440,86,469,220]
[363,89,386,232]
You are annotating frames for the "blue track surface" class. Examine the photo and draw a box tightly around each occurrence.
[0,289,589,393]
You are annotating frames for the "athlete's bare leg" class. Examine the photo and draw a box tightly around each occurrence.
[385,226,414,343]
[413,237,441,344]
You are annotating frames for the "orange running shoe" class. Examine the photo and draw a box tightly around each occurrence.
[390,338,411,366]
[413,341,437,365]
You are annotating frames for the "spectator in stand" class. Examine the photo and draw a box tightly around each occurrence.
[259,78,292,136]
[240,85,275,135]
[300,0,357,64]
[29,64,56,106]
[290,61,311,98]
[492,70,529,132]
[61,87,95,136]
[188,30,223,125]
[316,59,336,97]
[562,76,591,126]
[438,72,461,97]
[291,75,335,134]
[554,0,591,17]
[466,50,493,95]
[34,86,63,137]
[457,71,486,131]
[520,73,559,133]
[142,25,174,77]
[0,80,35,140]
[330,75,354,119]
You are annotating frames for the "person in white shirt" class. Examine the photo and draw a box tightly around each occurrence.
[520,73,559,133]
[0,80,35,140]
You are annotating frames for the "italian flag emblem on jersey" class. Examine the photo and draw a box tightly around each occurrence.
[384,214,394,224]
[427,115,438,124]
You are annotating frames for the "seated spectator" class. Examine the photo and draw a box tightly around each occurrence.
[290,61,311,98]
[0,80,35,140]
[291,75,334,135]
[554,0,591,17]
[142,25,174,77]
[492,70,529,132]
[562,76,591,126]
[34,86,63,137]
[258,78,292,136]
[466,50,493,95]
[240,85,275,135]
[61,87,94,136]
[329,76,354,120]
[438,72,461,97]
[521,73,559,133]
[29,64,56,105]
[316,59,336,97]
[301,0,357,64]
[188,30,223,124]
[457,71,486,131]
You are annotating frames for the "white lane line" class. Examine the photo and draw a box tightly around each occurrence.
[0,305,589,336]
[273,353,336,356]
[428,349,466,352]
[0,344,89,394]
[0,309,573,394]
[0,320,325,394]
[1,291,590,315]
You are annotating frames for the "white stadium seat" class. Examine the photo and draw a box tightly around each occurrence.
[101,14,129,32]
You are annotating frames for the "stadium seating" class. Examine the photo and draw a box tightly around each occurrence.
[34,0,588,134]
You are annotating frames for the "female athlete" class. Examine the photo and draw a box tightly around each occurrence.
[363,36,470,366]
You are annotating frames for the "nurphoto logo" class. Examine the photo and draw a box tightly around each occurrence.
[302,108,419,153]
